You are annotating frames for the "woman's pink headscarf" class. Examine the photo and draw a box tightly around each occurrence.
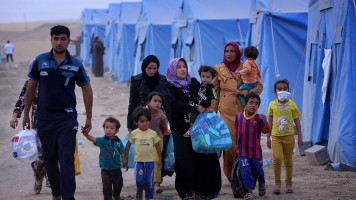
[223,42,242,72]
[166,57,191,89]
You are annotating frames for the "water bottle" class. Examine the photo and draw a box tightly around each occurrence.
[263,159,272,166]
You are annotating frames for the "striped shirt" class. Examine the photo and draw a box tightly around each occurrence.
[234,112,266,158]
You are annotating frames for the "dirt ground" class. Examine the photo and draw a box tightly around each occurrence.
[0,22,355,200]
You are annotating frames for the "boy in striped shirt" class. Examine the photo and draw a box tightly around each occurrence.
[234,93,270,199]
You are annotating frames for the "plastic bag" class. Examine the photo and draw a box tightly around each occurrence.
[164,135,175,171]
[75,138,81,176]
[190,112,232,154]
[11,129,41,162]
[120,133,135,168]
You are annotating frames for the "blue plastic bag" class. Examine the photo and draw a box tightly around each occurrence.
[120,133,135,168]
[190,112,232,154]
[164,135,175,171]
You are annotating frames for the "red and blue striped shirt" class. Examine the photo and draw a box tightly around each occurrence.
[234,112,266,158]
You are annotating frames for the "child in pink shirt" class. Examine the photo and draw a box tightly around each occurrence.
[236,46,261,105]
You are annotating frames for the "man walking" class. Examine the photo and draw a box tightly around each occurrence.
[4,40,14,62]
[22,25,93,200]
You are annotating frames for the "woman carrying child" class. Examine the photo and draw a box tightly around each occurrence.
[267,79,302,194]
[213,42,263,181]
[163,58,221,199]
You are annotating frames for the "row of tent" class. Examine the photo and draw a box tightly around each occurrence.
[80,0,356,170]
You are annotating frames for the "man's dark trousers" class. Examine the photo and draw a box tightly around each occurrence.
[37,117,78,200]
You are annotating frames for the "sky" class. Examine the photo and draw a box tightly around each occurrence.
[0,0,140,23]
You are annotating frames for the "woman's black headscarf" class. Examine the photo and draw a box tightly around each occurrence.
[141,55,160,91]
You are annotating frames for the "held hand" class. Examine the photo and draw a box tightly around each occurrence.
[81,119,92,135]
[82,131,89,137]
[197,105,205,113]
[235,71,241,75]
[10,113,18,129]
[207,108,214,113]
[267,138,272,149]
[123,157,129,171]
[22,115,30,130]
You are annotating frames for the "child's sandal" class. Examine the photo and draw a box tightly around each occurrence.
[244,192,253,200]
[286,185,294,193]
[273,185,281,194]
[154,185,163,194]
[34,183,42,194]
[259,184,266,196]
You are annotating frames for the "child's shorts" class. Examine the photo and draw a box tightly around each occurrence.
[240,82,257,90]
[238,157,265,190]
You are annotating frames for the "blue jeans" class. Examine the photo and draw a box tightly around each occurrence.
[135,162,154,199]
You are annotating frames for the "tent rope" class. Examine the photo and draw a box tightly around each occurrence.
[291,41,307,98]
[197,22,204,63]
[270,15,280,80]
[237,19,245,49]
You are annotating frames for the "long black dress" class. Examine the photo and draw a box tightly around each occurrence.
[90,40,105,77]
[163,78,221,199]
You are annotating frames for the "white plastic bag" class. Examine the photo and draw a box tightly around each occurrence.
[11,129,41,162]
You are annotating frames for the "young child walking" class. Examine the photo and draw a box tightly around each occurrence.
[83,117,124,200]
[236,46,262,105]
[183,65,218,137]
[123,107,162,200]
[146,92,168,194]
[267,79,302,194]
[234,93,270,200]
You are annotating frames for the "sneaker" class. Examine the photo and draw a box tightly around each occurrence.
[244,192,253,200]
